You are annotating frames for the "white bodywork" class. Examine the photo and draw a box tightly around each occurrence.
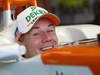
[56,24,100,45]
[0,55,93,75]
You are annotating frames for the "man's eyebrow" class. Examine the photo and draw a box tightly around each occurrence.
[48,24,55,27]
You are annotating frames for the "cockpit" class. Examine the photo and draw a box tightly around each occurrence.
[0,0,100,75]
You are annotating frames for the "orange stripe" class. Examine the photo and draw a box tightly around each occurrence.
[11,0,29,7]
[29,0,38,6]
[0,0,3,8]
[1,0,38,10]
[41,44,100,75]
[3,0,11,10]
[12,0,38,6]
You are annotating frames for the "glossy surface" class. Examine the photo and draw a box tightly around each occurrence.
[42,43,100,75]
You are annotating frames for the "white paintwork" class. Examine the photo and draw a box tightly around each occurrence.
[0,21,17,43]
[56,24,100,45]
[0,55,93,75]
[3,10,13,26]
[56,27,86,45]
[0,43,26,63]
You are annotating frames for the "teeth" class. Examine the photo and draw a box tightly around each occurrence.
[41,46,53,51]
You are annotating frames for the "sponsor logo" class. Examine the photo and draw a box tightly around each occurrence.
[25,8,47,23]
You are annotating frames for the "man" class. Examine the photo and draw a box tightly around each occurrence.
[16,6,60,58]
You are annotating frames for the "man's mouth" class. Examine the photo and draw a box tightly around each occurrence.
[40,46,54,51]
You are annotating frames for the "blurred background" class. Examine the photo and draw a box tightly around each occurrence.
[0,0,100,26]
[37,0,100,25]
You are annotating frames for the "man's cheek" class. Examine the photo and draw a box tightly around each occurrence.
[53,35,58,42]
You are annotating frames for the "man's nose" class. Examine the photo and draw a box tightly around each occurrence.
[42,32,52,42]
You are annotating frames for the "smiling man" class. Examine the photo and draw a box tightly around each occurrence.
[16,6,60,58]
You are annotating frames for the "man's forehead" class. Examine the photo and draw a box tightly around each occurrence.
[32,24,55,29]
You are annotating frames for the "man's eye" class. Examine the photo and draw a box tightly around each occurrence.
[33,33,40,36]
[48,30,54,32]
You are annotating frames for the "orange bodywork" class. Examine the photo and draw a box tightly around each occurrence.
[0,0,38,19]
[42,44,100,75]
[0,0,37,10]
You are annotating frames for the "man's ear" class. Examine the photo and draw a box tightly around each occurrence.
[16,34,26,45]
[17,40,25,45]
[16,37,25,45]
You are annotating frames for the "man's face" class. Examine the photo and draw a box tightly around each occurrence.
[22,18,58,58]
